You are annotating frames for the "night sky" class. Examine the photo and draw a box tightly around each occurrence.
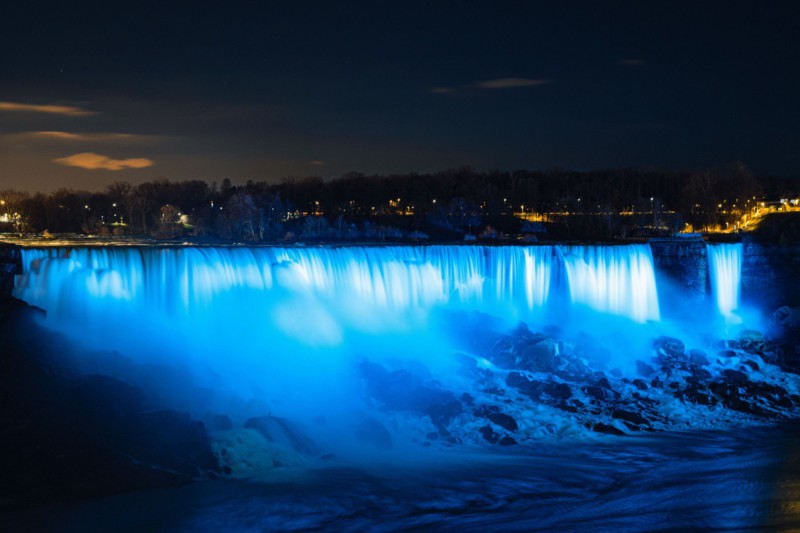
[1,1,798,191]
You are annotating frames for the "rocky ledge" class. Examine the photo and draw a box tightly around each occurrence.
[0,300,219,509]
[0,244,20,301]
[355,317,800,447]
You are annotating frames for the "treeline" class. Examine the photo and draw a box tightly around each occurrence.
[0,163,797,241]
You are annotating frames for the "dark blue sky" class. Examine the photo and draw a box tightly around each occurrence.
[1,1,798,190]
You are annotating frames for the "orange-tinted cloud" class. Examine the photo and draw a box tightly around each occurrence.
[53,152,154,171]
[0,101,95,116]
[26,131,142,142]
[29,131,85,140]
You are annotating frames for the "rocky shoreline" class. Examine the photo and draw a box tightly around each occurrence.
[348,316,800,450]
[0,300,219,510]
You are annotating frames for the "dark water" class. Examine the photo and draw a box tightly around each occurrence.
[4,424,800,532]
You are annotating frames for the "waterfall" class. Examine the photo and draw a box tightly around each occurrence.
[707,243,743,319]
[10,245,669,375]
[14,245,663,330]
[559,244,660,323]
[12,243,665,404]
[15,246,559,325]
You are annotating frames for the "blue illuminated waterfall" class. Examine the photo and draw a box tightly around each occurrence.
[11,243,729,410]
[559,245,659,323]
[707,243,744,319]
[15,245,661,331]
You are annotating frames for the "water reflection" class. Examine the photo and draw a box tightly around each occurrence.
[5,424,800,532]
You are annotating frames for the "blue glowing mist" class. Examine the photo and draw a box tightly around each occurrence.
[12,244,659,399]
[11,243,744,460]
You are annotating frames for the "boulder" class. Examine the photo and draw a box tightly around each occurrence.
[582,385,620,402]
[207,414,233,432]
[516,337,558,372]
[244,415,319,455]
[359,361,463,431]
[424,397,463,433]
[479,424,499,444]
[354,417,393,450]
[742,360,760,371]
[723,369,748,386]
[689,349,709,366]
[475,406,518,431]
[592,422,625,436]
[612,408,650,426]
[655,336,685,358]
[636,360,656,377]
[506,372,571,402]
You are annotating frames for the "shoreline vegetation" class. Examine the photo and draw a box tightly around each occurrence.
[1,164,799,244]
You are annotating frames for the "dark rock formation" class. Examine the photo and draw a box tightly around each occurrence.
[354,417,393,450]
[612,408,650,427]
[506,372,572,402]
[244,415,319,455]
[475,405,518,431]
[359,361,463,433]
[207,413,234,432]
[0,301,219,510]
[0,244,20,300]
[592,422,625,436]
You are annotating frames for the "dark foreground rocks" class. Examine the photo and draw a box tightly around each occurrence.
[0,300,219,510]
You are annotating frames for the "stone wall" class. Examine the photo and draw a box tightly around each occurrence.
[648,237,708,304]
[648,236,800,313]
[741,240,800,311]
[0,244,21,299]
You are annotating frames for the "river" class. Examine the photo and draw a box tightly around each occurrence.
[4,423,800,532]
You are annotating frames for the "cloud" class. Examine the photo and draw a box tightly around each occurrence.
[29,131,85,140]
[310,160,325,166]
[474,78,551,89]
[431,78,551,94]
[0,101,94,116]
[619,59,645,66]
[53,152,154,171]
[24,131,154,142]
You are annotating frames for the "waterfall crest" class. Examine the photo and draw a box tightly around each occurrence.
[15,245,663,328]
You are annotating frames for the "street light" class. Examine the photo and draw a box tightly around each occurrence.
[650,197,655,227]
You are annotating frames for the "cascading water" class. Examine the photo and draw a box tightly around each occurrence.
[12,245,668,415]
[707,243,744,320]
[15,244,664,335]
[9,242,759,462]
[15,246,558,329]
[559,244,660,323]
